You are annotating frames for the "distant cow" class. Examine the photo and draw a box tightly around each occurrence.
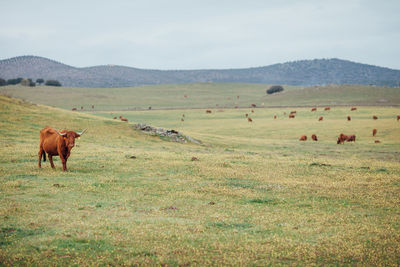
[274,115,277,119]
[206,110,212,113]
[351,107,357,111]
[113,117,117,120]
[38,126,86,171]
[324,107,330,111]
[311,134,318,141]
[245,113,248,117]
[318,116,323,121]
[290,111,297,114]
[397,115,400,121]
[311,108,317,112]
[181,118,184,122]
[248,117,253,122]
[347,116,351,121]
[337,133,349,144]
[251,104,257,108]
[119,116,128,122]
[182,114,185,117]
[81,106,84,110]
[251,109,254,113]
[92,105,94,109]
[72,108,77,111]
[372,129,377,136]
[373,116,378,120]
[289,114,295,119]
[299,135,307,141]
[346,135,356,142]
[375,140,381,143]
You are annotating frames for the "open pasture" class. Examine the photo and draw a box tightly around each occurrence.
[1,95,400,265]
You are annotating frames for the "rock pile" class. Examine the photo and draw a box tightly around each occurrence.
[133,123,202,144]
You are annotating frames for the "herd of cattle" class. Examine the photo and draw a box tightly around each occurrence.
[40,105,399,171]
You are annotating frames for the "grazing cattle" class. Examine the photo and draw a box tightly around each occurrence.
[248,117,253,122]
[290,111,297,114]
[375,140,381,143]
[311,108,317,112]
[92,105,94,109]
[372,129,377,136]
[119,116,128,122]
[346,135,356,142]
[373,116,378,120]
[289,114,295,118]
[181,118,184,122]
[81,106,83,110]
[318,116,323,121]
[251,104,257,108]
[113,117,117,119]
[324,107,330,111]
[337,133,349,144]
[274,115,277,119]
[251,109,254,113]
[397,115,400,121]
[351,107,357,111]
[206,110,212,113]
[347,116,351,121]
[38,126,86,171]
[311,134,318,141]
[237,95,240,99]
[72,108,77,111]
[299,135,307,141]
[245,113,248,117]
[184,94,188,98]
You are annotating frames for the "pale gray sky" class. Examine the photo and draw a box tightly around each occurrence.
[0,0,399,69]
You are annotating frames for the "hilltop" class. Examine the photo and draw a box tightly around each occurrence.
[1,56,400,88]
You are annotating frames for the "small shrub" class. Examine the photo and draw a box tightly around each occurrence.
[266,85,284,94]
[45,80,62,87]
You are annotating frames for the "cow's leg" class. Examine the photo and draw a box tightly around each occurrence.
[49,155,55,169]
[38,147,43,168]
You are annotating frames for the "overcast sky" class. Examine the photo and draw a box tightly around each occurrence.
[0,0,399,70]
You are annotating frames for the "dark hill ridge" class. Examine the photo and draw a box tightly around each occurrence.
[1,55,400,87]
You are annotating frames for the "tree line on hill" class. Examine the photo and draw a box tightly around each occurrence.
[0,78,62,87]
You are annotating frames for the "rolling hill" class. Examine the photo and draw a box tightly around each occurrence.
[1,56,400,88]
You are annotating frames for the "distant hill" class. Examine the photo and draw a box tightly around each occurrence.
[1,56,400,88]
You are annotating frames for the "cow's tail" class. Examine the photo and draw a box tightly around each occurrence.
[43,152,46,162]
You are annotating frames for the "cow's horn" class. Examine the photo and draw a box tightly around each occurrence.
[55,130,67,136]
[77,129,87,136]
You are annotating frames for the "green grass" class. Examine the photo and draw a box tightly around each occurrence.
[0,94,400,265]
[1,83,399,111]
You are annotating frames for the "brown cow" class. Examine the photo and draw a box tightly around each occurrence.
[375,140,381,143]
[245,113,248,117]
[311,108,317,112]
[299,135,307,141]
[372,129,377,136]
[181,118,184,122]
[346,135,356,142]
[351,107,357,111]
[206,110,212,113]
[290,111,297,114]
[251,109,254,113]
[119,116,128,122]
[38,126,86,171]
[324,107,330,111]
[397,115,400,121]
[318,116,323,121]
[81,106,83,110]
[72,108,77,111]
[373,116,378,120]
[337,133,349,144]
[289,114,295,119]
[248,117,253,122]
[274,115,277,119]
[311,134,318,141]
[113,117,117,119]
[92,105,94,109]
[347,116,351,121]
[251,104,256,108]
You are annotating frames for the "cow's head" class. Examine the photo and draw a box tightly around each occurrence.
[56,129,86,149]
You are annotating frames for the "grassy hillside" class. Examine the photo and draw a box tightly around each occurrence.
[1,83,399,111]
[1,95,400,265]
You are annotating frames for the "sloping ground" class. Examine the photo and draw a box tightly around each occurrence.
[1,56,400,87]
[1,83,399,111]
[0,95,400,265]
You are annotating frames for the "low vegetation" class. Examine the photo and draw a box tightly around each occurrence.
[1,93,399,265]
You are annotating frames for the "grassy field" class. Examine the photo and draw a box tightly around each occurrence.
[1,93,400,266]
[1,83,399,111]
